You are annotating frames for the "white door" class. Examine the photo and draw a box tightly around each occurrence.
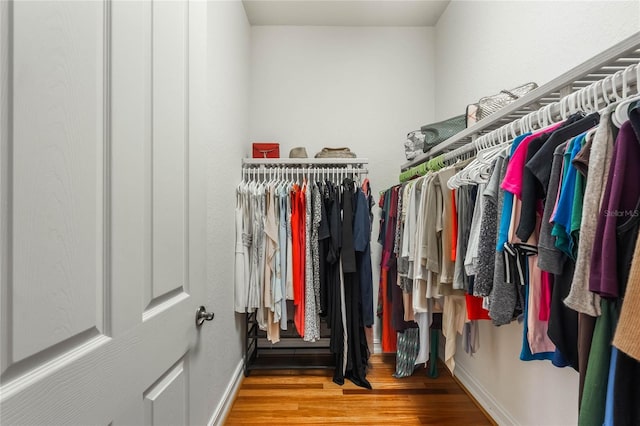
[0,1,210,424]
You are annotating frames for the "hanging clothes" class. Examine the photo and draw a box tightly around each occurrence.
[385,62,640,423]
[584,113,640,425]
[234,186,249,313]
[264,185,280,343]
[304,181,320,342]
[234,165,374,389]
[378,187,398,353]
[341,178,372,389]
[355,183,375,327]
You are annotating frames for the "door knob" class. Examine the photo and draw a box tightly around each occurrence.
[195,306,214,327]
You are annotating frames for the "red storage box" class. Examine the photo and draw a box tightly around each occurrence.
[252,143,280,159]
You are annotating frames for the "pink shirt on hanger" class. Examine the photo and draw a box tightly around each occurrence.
[501,122,564,198]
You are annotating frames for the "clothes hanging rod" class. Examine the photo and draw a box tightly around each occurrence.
[245,167,370,174]
[401,30,640,171]
[399,63,639,180]
[440,61,639,163]
[243,158,368,166]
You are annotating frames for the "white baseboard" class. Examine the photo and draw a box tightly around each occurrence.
[453,362,519,426]
[373,338,382,354]
[208,359,244,426]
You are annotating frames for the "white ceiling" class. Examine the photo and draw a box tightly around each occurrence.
[242,0,451,27]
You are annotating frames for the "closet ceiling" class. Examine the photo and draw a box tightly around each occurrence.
[242,0,450,26]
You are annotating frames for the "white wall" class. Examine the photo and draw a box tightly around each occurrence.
[191,2,251,425]
[435,2,640,425]
[250,26,435,343]
[435,0,640,120]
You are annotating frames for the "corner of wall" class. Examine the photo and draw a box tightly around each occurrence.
[202,1,251,424]
[207,360,245,426]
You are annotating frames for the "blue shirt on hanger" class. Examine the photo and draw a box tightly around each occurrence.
[551,133,585,259]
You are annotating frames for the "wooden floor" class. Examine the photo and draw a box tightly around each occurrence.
[225,354,495,425]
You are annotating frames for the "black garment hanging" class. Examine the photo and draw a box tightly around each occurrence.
[318,182,331,317]
[325,182,345,385]
[614,351,640,425]
[547,261,579,370]
[355,186,375,328]
[467,186,478,295]
[341,178,372,389]
[613,106,640,425]
[516,132,551,241]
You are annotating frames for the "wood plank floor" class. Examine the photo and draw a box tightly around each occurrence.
[225,354,495,425]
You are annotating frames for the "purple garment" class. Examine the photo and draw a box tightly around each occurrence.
[381,187,399,271]
[589,121,640,298]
